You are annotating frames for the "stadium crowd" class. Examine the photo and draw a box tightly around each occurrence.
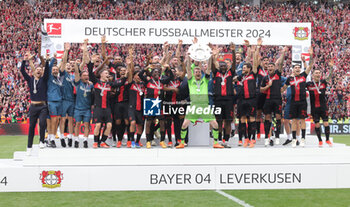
[0,0,349,124]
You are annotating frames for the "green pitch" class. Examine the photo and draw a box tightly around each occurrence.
[0,135,349,207]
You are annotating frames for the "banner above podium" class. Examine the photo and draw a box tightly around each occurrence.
[43,19,311,46]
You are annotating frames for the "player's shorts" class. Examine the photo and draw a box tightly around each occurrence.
[290,101,307,119]
[214,99,234,121]
[128,108,144,125]
[284,101,291,120]
[74,108,91,123]
[238,98,256,118]
[114,101,128,120]
[257,93,266,111]
[62,100,75,117]
[263,99,282,115]
[311,106,328,123]
[48,101,62,116]
[93,107,112,123]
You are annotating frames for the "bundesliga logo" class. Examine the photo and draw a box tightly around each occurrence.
[46,23,62,35]
[40,170,64,188]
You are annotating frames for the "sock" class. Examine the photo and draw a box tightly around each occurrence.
[212,128,219,144]
[276,120,281,138]
[160,131,165,142]
[240,123,247,139]
[301,129,306,139]
[146,133,151,142]
[60,133,64,139]
[325,126,330,141]
[218,132,222,141]
[180,128,187,144]
[256,121,260,135]
[150,123,156,138]
[248,122,252,140]
[117,124,124,141]
[297,135,301,141]
[248,122,256,140]
[292,131,296,139]
[127,127,131,141]
[224,134,230,142]
[149,122,155,141]
[94,135,99,143]
[264,120,270,139]
[74,136,79,142]
[83,137,88,141]
[185,128,189,144]
[129,132,135,142]
[174,118,181,142]
[165,119,172,142]
[315,127,322,141]
[136,134,142,143]
[101,134,108,143]
[238,122,243,141]
[287,134,292,140]
[251,122,256,140]
[68,134,73,139]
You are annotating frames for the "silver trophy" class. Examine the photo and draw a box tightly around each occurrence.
[189,43,212,61]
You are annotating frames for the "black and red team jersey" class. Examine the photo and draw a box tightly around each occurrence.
[212,68,235,100]
[115,77,129,103]
[164,77,182,103]
[139,70,172,99]
[306,79,327,108]
[257,65,268,93]
[286,71,308,102]
[88,62,125,109]
[261,70,282,100]
[237,72,257,99]
[128,81,145,111]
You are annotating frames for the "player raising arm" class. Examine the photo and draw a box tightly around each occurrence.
[281,47,314,148]
[306,59,335,147]
[176,48,224,149]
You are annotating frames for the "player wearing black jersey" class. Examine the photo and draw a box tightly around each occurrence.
[163,65,186,147]
[211,42,236,148]
[233,45,258,148]
[282,47,313,148]
[254,38,269,140]
[139,65,173,149]
[88,56,113,148]
[114,49,133,148]
[88,54,128,148]
[306,59,334,147]
[128,70,145,148]
[260,47,288,147]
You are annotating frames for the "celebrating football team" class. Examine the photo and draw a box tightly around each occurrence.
[21,36,334,154]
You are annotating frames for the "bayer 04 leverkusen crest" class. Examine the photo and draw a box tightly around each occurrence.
[293,27,309,41]
[40,170,64,188]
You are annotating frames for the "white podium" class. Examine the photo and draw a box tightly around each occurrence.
[1,135,350,192]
